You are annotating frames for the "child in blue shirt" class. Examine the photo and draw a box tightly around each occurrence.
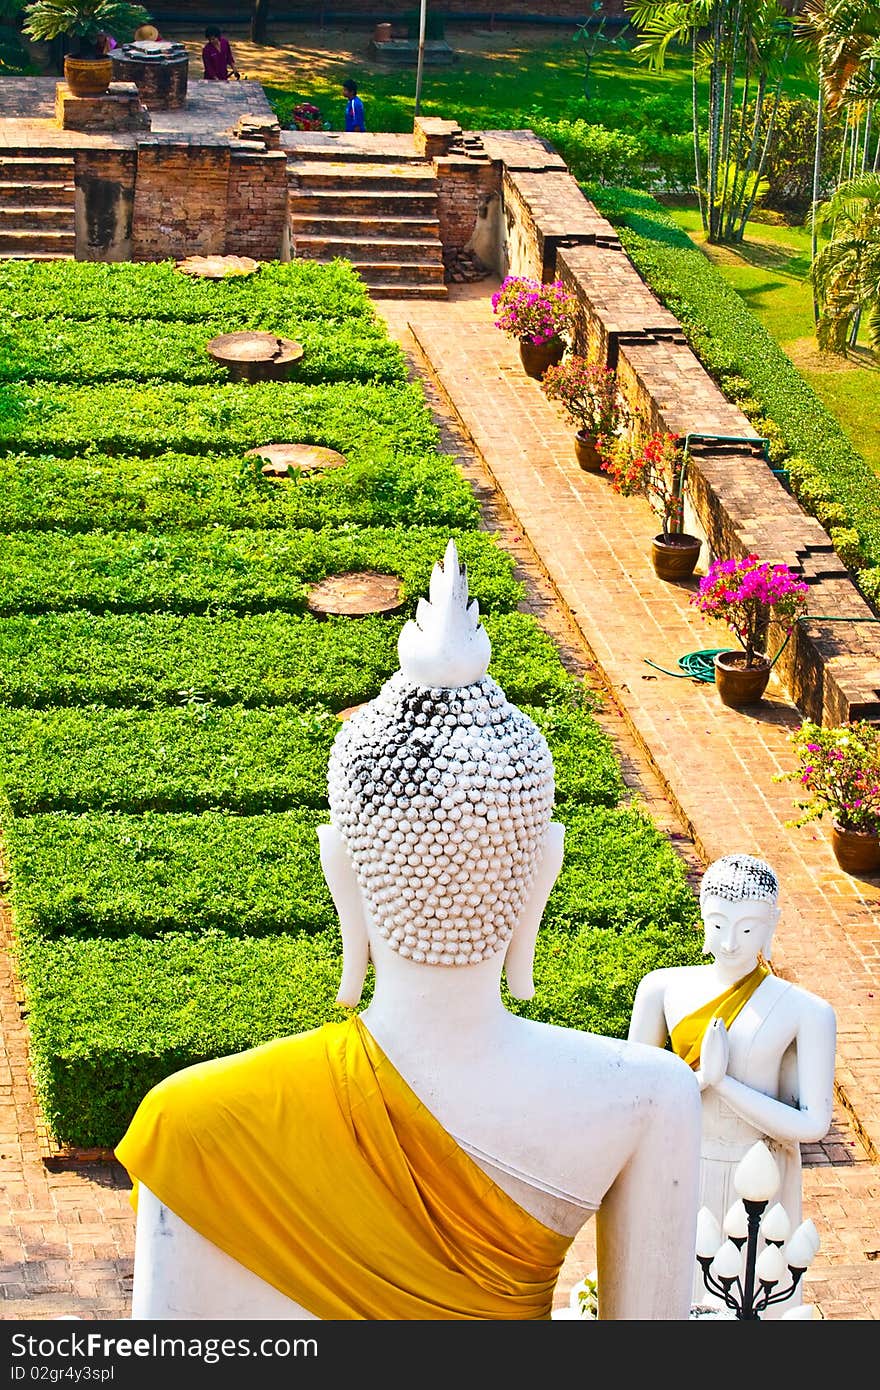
[343,80,366,132]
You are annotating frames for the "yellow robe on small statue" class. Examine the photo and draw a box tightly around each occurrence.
[115,1014,572,1320]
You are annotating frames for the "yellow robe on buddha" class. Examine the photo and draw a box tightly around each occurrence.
[115,1014,572,1320]
[669,963,770,1069]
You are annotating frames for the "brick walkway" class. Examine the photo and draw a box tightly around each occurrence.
[2,282,878,1323]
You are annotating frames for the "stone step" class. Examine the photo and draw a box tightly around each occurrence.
[287,160,438,192]
[0,181,75,208]
[289,212,441,238]
[364,282,448,300]
[291,233,444,265]
[0,156,76,181]
[289,188,439,219]
[0,205,75,230]
[347,260,447,286]
[0,228,75,254]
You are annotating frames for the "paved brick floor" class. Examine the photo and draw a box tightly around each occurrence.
[1,281,878,1323]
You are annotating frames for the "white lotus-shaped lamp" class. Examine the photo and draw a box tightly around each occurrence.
[695,1206,723,1260]
[709,1239,743,1284]
[722,1199,749,1243]
[785,1219,820,1271]
[760,1202,791,1246]
[734,1140,780,1203]
[754,1242,787,1287]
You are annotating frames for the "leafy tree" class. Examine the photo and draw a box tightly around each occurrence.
[627,0,798,243]
[812,171,880,352]
[23,0,150,55]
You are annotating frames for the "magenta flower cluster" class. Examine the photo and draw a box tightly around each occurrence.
[778,720,880,833]
[491,275,577,346]
[691,554,810,666]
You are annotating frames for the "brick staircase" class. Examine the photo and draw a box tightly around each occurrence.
[288,158,447,300]
[0,152,76,259]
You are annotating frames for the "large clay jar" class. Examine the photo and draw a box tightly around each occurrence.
[574,430,603,473]
[651,532,702,581]
[713,650,772,708]
[64,55,113,96]
[519,335,565,380]
[830,821,880,875]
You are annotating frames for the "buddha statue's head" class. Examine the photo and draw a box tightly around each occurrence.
[322,540,562,1004]
[699,853,780,969]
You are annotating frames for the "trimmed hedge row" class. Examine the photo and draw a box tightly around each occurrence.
[0,526,522,616]
[590,184,880,581]
[0,451,480,534]
[0,381,440,457]
[0,317,406,387]
[20,805,701,1146]
[0,697,621,818]
[0,259,376,324]
[0,609,573,709]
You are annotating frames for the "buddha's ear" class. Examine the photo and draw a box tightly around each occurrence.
[318,824,369,1007]
[504,821,565,1001]
[761,903,782,962]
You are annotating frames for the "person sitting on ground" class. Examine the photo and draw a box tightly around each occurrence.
[202,26,239,81]
[343,79,366,132]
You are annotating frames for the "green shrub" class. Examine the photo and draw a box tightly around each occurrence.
[0,317,406,387]
[0,259,376,324]
[0,381,440,457]
[0,451,480,534]
[0,609,571,709]
[0,526,522,617]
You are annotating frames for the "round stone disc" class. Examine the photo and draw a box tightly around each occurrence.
[307,571,404,618]
[206,331,303,366]
[176,254,260,279]
[337,702,368,721]
[245,443,347,478]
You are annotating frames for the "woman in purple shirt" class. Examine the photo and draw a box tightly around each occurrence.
[202,26,239,81]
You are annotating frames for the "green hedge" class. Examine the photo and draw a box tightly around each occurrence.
[589,184,880,574]
[17,805,701,1146]
[0,699,621,818]
[0,317,406,387]
[0,451,480,534]
[0,609,573,709]
[0,526,522,616]
[0,381,440,457]
[0,259,376,324]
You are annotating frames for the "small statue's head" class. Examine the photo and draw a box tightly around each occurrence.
[699,853,780,966]
[326,540,556,973]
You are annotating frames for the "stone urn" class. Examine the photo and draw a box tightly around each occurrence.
[64,55,112,96]
[519,335,565,380]
[829,821,880,875]
[712,650,772,708]
[651,532,702,581]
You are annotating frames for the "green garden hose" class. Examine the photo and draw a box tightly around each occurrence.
[645,615,880,684]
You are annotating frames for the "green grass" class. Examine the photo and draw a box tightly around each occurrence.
[666,204,880,475]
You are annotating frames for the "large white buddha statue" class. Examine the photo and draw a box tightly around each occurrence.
[627,853,836,1316]
[116,540,702,1321]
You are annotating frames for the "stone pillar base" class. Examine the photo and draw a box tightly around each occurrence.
[55,81,151,133]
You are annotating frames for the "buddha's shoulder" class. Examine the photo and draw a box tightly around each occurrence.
[517,1016,696,1094]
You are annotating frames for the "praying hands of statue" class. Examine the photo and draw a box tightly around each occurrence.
[696,1017,729,1091]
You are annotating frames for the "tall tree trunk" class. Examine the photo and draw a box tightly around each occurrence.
[708,3,723,241]
[811,77,824,324]
[251,0,270,43]
[736,69,785,239]
[693,26,706,229]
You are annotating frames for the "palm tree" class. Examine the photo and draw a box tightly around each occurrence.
[812,171,880,353]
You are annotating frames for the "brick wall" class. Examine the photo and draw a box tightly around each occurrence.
[435,157,501,256]
[226,147,289,259]
[131,141,231,260]
[73,148,137,262]
[500,162,880,726]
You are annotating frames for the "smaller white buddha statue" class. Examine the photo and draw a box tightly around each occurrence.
[627,853,836,1317]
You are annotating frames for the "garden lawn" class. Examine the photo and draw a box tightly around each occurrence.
[0,259,702,1148]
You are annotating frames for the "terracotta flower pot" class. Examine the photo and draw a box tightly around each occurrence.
[713,650,772,708]
[651,532,701,581]
[574,430,603,472]
[64,55,113,97]
[518,335,564,380]
[830,821,880,875]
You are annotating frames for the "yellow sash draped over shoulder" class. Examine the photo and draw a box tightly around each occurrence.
[669,963,769,1070]
[115,1015,572,1320]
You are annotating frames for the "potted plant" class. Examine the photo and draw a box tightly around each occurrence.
[777,720,880,874]
[690,554,809,707]
[601,428,703,579]
[540,356,628,472]
[23,0,150,97]
[491,274,578,380]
